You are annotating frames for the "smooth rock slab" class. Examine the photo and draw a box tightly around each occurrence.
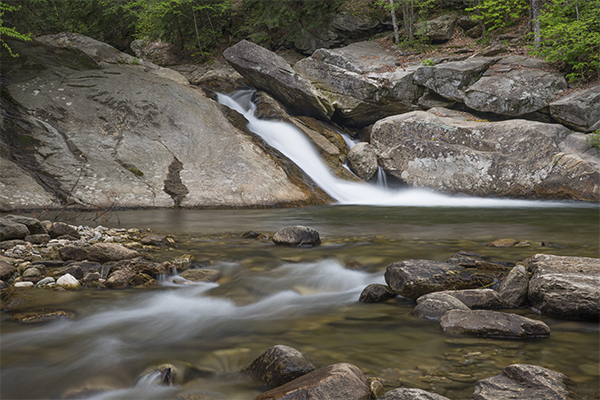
[246,345,317,388]
[527,254,600,321]
[380,388,452,400]
[254,363,370,400]
[384,259,494,299]
[473,364,574,400]
[440,310,550,338]
[272,226,321,247]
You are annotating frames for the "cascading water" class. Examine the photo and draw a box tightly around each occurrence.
[218,91,571,208]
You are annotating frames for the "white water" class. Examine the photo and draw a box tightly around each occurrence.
[218,91,579,208]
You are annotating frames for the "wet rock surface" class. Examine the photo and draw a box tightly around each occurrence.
[440,309,551,338]
[246,345,317,388]
[272,226,321,247]
[359,283,396,303]
[473,364,575,400]
[414,292,470,321]
[379,387,452,400]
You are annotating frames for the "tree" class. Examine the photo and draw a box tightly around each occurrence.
[0,1,31,56]
[389,0,400,44]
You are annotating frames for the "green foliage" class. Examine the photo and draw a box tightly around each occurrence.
[585,130,600,149]
[466,0,528,31]
[422,58,435,66]
[531,0,600,82]
[0,1,31,56]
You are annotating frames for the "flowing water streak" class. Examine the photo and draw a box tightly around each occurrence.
[218,91,580,208]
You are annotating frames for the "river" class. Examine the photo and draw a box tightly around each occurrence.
[1,92,598,400]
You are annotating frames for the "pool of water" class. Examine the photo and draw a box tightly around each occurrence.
[1,205,598,399]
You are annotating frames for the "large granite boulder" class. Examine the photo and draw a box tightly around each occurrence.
[223,40,333,120]
[473,364,575,400]
[246,345,317,388]
[1,36,331,211]
[526,254,600,321]
[549,84,600,132]
[414,15,457,43]
[440,309,550,338]
[463,58,568,117]
[372,108,600,200]
[294,41,423,127]
[253,363,370,400]
[413,57,498,102]
[384,259,494,299]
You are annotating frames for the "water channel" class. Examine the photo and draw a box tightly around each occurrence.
[1,92,598,400]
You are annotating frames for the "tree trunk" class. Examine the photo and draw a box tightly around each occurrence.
[403,0,413,43]
[530,0,540,48]
[389,0,400,44]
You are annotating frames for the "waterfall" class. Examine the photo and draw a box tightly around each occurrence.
[217,91,568,208]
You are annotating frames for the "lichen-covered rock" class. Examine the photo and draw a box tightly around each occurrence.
[415,15,457,42]
[272,226,321,247]
[372,109,600,201]
[440,309,550,338]
[526,254,600,321]
[246,345,317,388]
[384,259,494,299]
[473,364,575,400]
[254,363,370,400]
[347,143,378,180]
[549,84,600,132]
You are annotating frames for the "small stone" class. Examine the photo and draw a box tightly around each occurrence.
[36,276,56,287]
[22,267,42,278]
[272,226,321,247]
[56,273,81,290]
[14,281,34,288]
[359,284,396,303]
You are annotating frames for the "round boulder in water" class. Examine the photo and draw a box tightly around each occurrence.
[272,226,321,247]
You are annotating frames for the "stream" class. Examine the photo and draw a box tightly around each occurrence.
[1,92,598,400]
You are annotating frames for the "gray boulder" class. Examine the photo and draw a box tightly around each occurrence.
[223,40,333,120]
[414,292,470,321]
[49,222,80,239]
[498,265,529,308]
[372,109,600,201]
[440,309,550,338]
[384,259,494,299]
[549,84,600,132]
[347,143,378,180]
[2,215,47,235]
[179,268,221,283]
[0,219,29,241]
[87,243,139,263]
[254,363,370,400]
[415,15,457,42]
[414,57,497,102]
[526,254,600,321]
[473,364,575,400]
[246,345,317,388]
[380,388,452,400]
[464,60,567,116]
[1,36,330,211]
[438,289,504,309]
[0,261,16,281]
[272,226,321,247]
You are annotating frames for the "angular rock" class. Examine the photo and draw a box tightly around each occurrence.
[379,387,452,400]
[440,289,503,309]
[87,243,140,263]
[179,268,221,283]
[140,234,168,246]
[254,363,370,400]
[550,84,600,132]
[347,143,378,180]
[0,261,16,281]
[36,276,56,288]
[473,364,574,400]
[56,273,81,290]
[58,245,89,262]
[272,226,321,247]
[247,345,317,388]
[54,264,84,280]
[22,267,42,279]
[0,219,30,241]
[527,254,600,321]
[359,283,396,303]
[372,109,600,200]
[49,222,80,239]
[464,63,567,116]
[414,58,497,102]
[414,292,470,321]
[498,265,529,308]
[415,15,457,42]
[104,269,136,288]
[440,309,550,338]
[223,40,333,120]
[24,234,51,244]
[384,259,494,299]
[2,215,47,235]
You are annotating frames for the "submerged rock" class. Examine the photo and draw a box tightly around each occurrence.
[272,226,321,247]
[440,309,550,338]
[180,268,221,283]
[473,364,575,400]
[246,345,317,388]
[379,387,452,400]
[526,254,600,321]
[254,362,370,400]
